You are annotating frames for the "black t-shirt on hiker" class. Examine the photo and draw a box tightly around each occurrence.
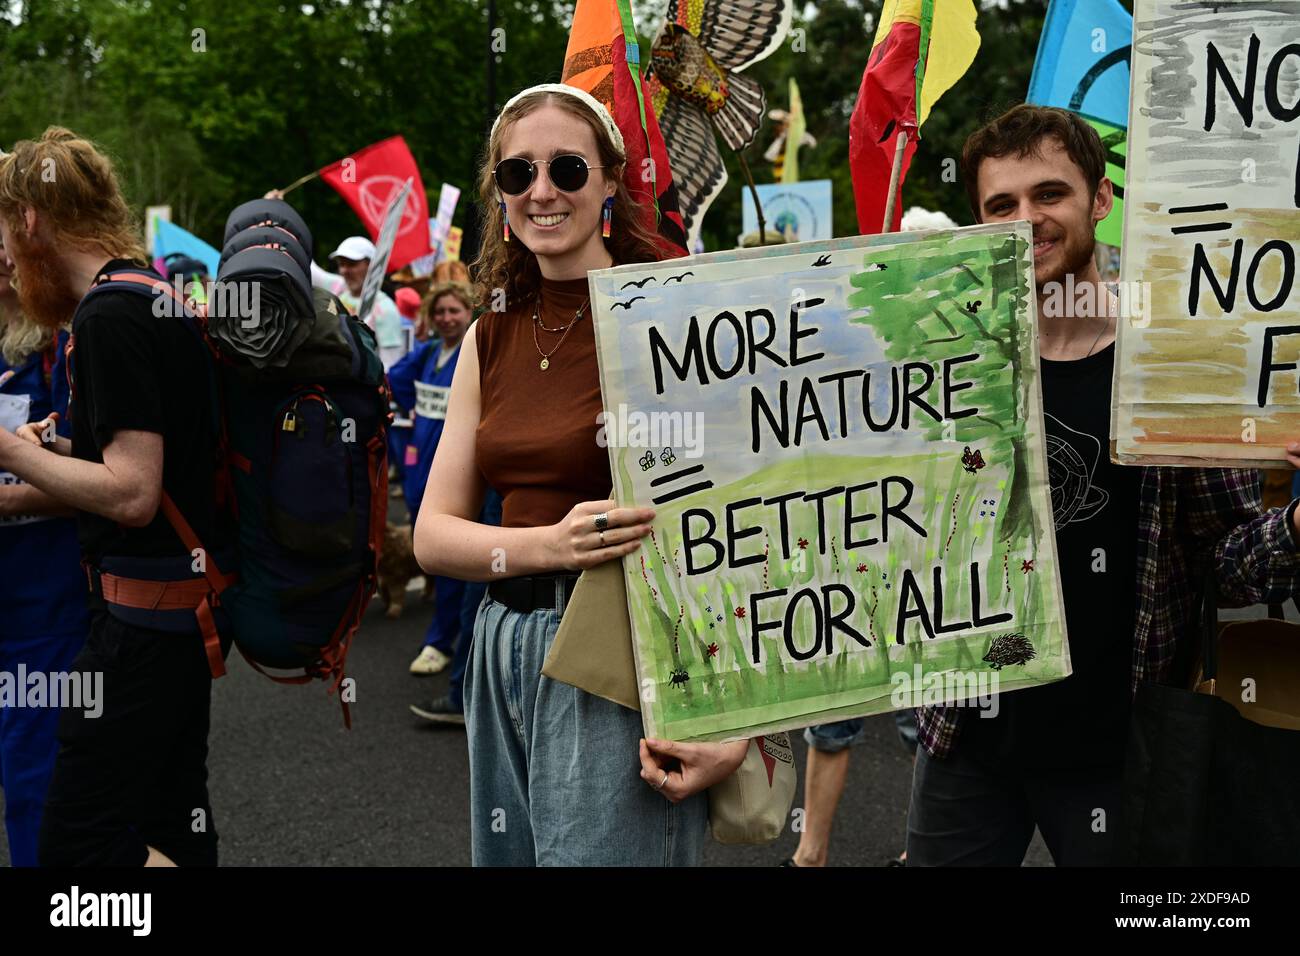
[71,259,220,566]
[962,342,1141,770]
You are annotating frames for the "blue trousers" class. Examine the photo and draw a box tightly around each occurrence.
[422,576,465,654]
[409,496,463,656]
[464,594,708,866]
[0,628,86,866]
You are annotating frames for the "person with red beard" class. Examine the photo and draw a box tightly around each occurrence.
[0,128,225,867]
[904,106,1300,867]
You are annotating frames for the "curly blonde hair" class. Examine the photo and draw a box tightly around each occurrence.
[0,307,54,367]
[422,280,475,319]
[472,91,662,308]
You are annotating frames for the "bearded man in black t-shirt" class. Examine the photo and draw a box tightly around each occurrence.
[0,128,224,867]
[904,106,1300,867]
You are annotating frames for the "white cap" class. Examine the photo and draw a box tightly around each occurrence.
[329,236,377,262]
[490,83,626,160]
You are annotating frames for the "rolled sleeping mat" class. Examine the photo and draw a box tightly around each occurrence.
[220,225,312,279]
[223,198,314,259]
[209,246,315,368]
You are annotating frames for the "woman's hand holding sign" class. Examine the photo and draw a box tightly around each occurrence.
[547,498,655,570]
[542,502,750,802]
[639,737,750,802]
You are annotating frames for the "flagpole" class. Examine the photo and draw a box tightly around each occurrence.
[737,153,767,245]
[279,169,321,197]
[881,129,909,233]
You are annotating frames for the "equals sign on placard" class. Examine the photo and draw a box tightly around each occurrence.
[1168,202,1231,234]
[649,464,714,505]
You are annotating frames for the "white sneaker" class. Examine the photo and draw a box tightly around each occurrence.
[409,645,451,675]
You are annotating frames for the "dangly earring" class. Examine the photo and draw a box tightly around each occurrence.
[601,196,614,239]
[500,200,510,242]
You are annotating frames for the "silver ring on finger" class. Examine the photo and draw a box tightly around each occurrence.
[653,771,669,791]
[599,530,606,548]
[593,512,610,531]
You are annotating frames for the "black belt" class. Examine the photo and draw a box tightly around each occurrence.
[488,573,580,614]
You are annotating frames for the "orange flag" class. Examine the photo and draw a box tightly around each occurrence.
[562,0,687,258]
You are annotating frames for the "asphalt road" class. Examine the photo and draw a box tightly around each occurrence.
[8,561,1281,868]
[72,492,1300,867]
[1,569,1061,867]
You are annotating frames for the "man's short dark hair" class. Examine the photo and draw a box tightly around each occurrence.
[961,105,1107,221]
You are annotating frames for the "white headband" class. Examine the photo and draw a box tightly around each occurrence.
[490,83,626,160]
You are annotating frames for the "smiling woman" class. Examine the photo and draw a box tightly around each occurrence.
[412,84,747,867]
[472,86,662,308]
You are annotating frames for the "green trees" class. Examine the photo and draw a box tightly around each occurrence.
[0,0,1051,257]
[0,0,570,252]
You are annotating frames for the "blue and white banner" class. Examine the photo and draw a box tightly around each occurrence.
[742,180,833,244]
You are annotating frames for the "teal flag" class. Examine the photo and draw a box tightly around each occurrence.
[1027,0,1132,246]
[153,218,220,276]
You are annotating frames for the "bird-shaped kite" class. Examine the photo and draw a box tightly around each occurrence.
[645,0,793,248]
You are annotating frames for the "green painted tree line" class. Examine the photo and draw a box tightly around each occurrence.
[0,0,1053,260]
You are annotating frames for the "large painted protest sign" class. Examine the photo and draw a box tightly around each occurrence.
[1113,0,1300,467]
[590,223,1070,742]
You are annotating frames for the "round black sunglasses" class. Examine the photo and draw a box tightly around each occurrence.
[494,155,608,196]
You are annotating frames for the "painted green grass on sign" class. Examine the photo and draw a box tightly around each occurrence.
[625,447,1061,740]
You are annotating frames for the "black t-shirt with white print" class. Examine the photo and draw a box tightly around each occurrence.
[962,342,1141,770]
[70,259,220,567]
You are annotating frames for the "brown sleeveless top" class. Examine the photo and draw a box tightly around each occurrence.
[475,276,613,528]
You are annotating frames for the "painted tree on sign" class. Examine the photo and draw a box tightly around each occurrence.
[846,231,1037,543]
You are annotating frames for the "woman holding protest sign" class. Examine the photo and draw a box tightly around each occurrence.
[413,84,746,865]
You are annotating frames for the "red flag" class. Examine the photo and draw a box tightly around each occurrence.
[850,1,980,235]
[562,0,688,259]
[849,7,923,235]
[318,136,431,271]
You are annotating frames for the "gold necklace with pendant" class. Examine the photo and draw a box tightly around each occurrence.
[532,296,588,370]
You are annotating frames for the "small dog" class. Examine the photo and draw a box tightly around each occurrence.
[377,522,434,619]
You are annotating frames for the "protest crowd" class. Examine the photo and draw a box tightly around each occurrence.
[1,0,1298,874]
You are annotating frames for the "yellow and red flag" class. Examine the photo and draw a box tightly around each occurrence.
[562,0,688,258]
[849,0,980,234]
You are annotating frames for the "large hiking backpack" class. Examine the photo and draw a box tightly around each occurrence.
[74,267,389,724]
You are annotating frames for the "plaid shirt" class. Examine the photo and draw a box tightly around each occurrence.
[916,466,1300,759]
